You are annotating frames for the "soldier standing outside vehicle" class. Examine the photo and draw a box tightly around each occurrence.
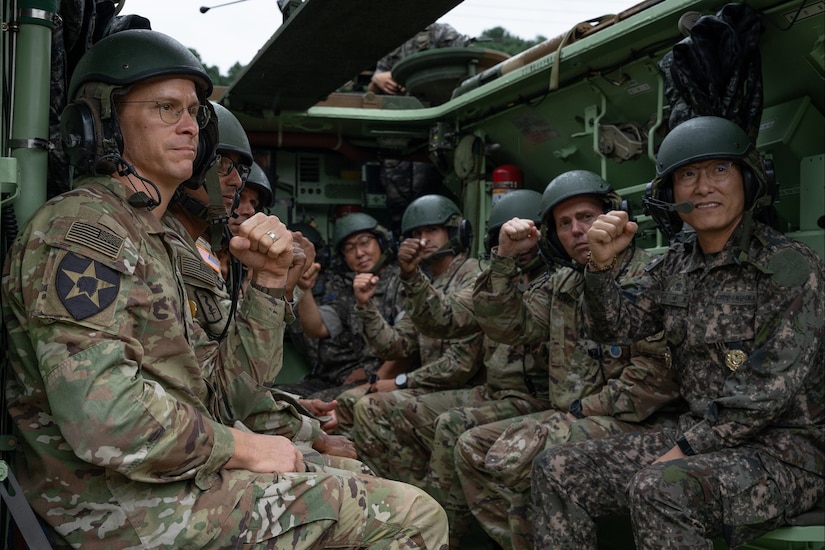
[368,23,474,233]
[452,171,683,550]
[2,29,448,549]
[532,116,824,550]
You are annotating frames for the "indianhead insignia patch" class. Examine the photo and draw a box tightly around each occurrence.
[56,252,120,320]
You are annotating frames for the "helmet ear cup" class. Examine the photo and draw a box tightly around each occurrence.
[61,97,121,175]
[457,218,473,251]
[374,224,397,259]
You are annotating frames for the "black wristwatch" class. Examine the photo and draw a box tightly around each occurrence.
[394,373,408,389]
[676,434,696,456]
[568,399,585,419]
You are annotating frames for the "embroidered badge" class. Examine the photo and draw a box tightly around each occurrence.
[725,349,748,371]
[194,288,223,324]
[56,253,120,320]
[608,345,623,358]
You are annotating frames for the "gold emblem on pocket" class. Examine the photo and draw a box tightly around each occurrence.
[189,299,198,318]
[725,349,747,371]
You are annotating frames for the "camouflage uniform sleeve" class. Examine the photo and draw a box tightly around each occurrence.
[400,268,480,338]
[3,200,235,488]
[578,331,680,421]
[406,330,485,390]
[356,304,420,359]
[473,252,552,346]
[582,260,665,344]
[225,285,287,385]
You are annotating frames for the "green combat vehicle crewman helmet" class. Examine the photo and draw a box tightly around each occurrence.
[211,102,253,168]
[644,116,770,240]
[538,170,622,267]
[401,194,471,255]
[245,162,274,209]
[484,189,543,253]
[62,29,214,179]
[332,213,392,254]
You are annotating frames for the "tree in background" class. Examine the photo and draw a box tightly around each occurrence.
[477,26,546,56]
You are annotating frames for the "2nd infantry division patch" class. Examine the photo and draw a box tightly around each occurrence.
[56,252,120,320]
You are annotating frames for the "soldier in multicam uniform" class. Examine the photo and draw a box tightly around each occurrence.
[340,195,485,468]
[162,103,356,462]
[453,171,683,550]
[532,116,825,550]
[280,212,404,402]
[374,190,551,545]
[2,29,448,549]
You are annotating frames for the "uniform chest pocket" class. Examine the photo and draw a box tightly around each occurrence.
[705,292,757,344]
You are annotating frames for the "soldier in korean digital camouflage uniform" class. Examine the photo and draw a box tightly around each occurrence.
[2,29,448,549]
[162,102,358,468]
[374,190,551,545]
[452,171,683,550]
[280,212,404,403]
[532,116,825,550]
[340,195,485,469]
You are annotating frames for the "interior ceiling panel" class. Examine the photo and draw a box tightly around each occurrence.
[224,0,464,114]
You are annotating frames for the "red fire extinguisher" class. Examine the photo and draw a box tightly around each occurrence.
[491,165,523,205]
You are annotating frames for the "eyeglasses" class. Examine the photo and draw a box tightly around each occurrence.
[118,100,211,129]
[673,161,736,188]
[342,234,377,255]
[216,154,251,181]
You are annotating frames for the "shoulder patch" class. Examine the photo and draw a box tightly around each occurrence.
[65,221,124,259]
[56,252,120,320]
[767,248,809,288]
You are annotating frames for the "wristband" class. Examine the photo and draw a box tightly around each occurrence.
[250,280,286,300]
[586,251,617,272]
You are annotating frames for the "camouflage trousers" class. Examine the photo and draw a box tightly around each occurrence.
[218,468,449,549]
[398,386,549,542]
[334,384,373,439]
[349,387,431,482]
[455,409,666,550]
[531,429,825,550]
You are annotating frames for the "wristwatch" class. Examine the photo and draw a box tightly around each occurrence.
[568,399,585,419]
[394,373,408,389]
[676,434,696,456]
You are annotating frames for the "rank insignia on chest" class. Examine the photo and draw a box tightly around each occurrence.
[725,349,748,371]
[56,252,120,320]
